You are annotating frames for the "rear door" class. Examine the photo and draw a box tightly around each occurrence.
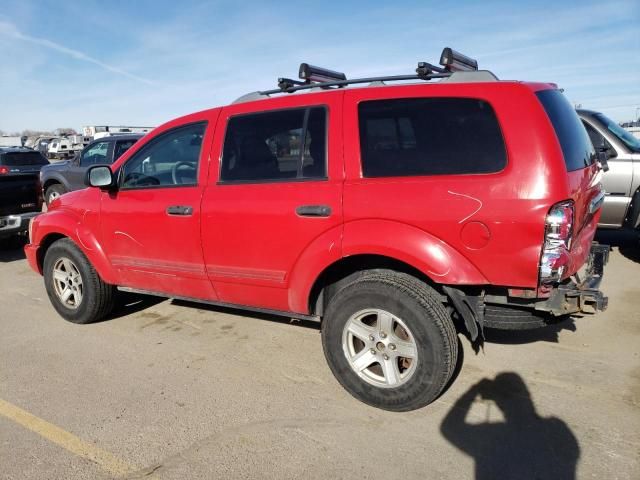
[200,94,344,312]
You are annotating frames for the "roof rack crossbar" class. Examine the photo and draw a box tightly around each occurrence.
[261,72,451,95]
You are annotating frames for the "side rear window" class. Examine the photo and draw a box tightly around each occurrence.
[358,98,506,177]
[114,139,137,161]
[536,89,595,171]
[220,106,327,182]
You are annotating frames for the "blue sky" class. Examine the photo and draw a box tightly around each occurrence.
[0,0,638,132]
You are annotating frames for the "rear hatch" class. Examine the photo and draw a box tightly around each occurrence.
[0,150,48,174]
[536,89,603,278]
[0,174,41,216]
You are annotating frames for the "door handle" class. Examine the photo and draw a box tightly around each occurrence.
[166,205,193,216]
[296,205,332,217]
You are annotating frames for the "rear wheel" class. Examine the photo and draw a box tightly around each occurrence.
[43,238,115,324]
[45,184,66,206]
[321,271,458,411]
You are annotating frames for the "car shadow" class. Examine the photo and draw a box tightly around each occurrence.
[170,298,321,331]
[0,235,28,263]
[440,372,580,480]
[595,228,639,264]
[483,316,577,345]
[100,292,166,322]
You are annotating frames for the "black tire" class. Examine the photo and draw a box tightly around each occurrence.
[43,238,116,324]
[484,305,550,330]
[45,184,66,206]
[321,270,458,411]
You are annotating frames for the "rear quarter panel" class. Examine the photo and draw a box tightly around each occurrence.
[342,82,571,288]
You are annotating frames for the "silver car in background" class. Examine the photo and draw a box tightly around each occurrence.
[578,109,640,229]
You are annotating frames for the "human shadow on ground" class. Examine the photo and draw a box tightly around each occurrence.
[440,372,580,480]
[595,228,639,264]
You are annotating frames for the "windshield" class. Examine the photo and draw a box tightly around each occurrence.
[593,112,640,153]
[1,151,48,166]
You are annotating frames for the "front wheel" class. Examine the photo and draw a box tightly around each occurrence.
[43,238,116,324]
[45,184,66,206]
[321,271,458,411]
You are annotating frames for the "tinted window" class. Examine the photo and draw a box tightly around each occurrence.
[582,121,609,149]
[536,90,595,171]
[221,107,326,182]
[1,151,47,166]
[358,98,506,177]
[80,141,110,167]
[114,139,137,161]
[122,123,205,189]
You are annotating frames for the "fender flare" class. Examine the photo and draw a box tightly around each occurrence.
[42,173,72,193]
[34,209,118,284]
[289,219,489,314]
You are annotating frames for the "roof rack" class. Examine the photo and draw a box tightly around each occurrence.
[234,47,492,103]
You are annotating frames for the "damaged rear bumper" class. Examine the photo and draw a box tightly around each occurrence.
[534,243,609,315]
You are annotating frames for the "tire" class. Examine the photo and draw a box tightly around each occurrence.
[484,305,550,330]
[321,270,458,411]
[45,184,66,206]
[43,238,115,324]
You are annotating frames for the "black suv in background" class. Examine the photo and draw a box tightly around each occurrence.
[0,148,45,240]
[40,134,142,205]
[0,147,48,175]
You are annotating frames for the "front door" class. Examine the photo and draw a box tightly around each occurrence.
[201,94,344,313]
[99,119,217,300]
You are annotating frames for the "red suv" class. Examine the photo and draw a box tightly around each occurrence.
[25,49,608,411]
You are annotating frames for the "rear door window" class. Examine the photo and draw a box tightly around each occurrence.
[536,89,595,171]
[220,107,327,182]
[114,139,138,161]
[358,98,506,177]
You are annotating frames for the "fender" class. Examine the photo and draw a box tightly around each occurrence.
[32,208,118,284]
[42,171,73,192]
[341,219,488,284]
[287,225,343,313]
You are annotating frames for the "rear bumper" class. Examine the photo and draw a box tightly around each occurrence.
[535,243,609,315]
[0,212,39,239]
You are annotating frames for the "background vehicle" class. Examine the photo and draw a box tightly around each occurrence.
[578,109,640,229]
[40,134,142,205]
[26,49,608,411]
[0,147,48,175]
[0,177,42,240]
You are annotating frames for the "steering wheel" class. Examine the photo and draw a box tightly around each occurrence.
[123,171,160,187]
[172,161,197,184]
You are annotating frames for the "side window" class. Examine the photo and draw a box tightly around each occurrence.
[121,123,206,189]
[80,142,110,167]
[113,140,137,162]
[582,121,613,152]
[220,106,327,182]
[358,98,507,177]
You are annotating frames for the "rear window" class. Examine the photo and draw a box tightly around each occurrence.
[536,89,595,171]
[114,139,137,161]
[0,151,48,166]
[358,98,507,177]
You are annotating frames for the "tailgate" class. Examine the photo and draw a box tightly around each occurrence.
[0,174,40,216]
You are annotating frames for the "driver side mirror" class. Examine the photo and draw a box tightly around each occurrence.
[86,165,116,189]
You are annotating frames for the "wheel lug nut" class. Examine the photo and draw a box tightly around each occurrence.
[368,334,375,341]
[389,344,396,351]
[370,348,376,355]
[383,354,389,360]
[379,332,387,339]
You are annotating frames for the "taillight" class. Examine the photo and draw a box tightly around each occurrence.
[539,200,574,284]
[0,166,8,175]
